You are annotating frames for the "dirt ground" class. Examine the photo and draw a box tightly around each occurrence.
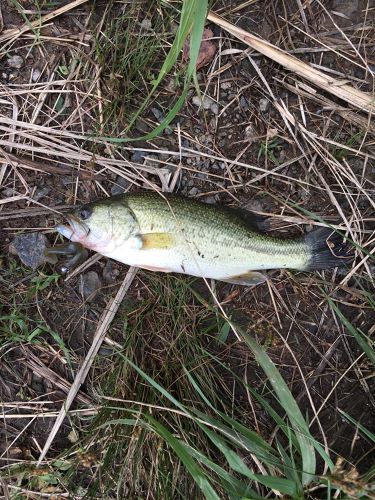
[0,0,374,497]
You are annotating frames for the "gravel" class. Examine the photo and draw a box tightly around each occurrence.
[80,271,102,302]
[8,55,24,69]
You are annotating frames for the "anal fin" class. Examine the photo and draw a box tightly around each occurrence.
[221,271,267,286]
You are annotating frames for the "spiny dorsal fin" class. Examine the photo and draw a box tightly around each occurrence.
[224,206,271,233]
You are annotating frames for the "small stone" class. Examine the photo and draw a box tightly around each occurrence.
[80,271,102,302]
[141,18,152,30]
[192,94,219,114]
[32,68,41,82]
[151,107,164,122]
[210,102,219,115]
[12,233,49,270]
[102,260,120,283]
[32,186,50,201]
[239,95,249,112]
[259,98,270,112]
[166,78,177,92]
[111,175,130,195]
[131,150,146,163]
[220,81,232,90]
[135,119,149,134]
[8,55,24,69]
[189,187,199,196]
[3,188,17,197]
[144,154,159,168]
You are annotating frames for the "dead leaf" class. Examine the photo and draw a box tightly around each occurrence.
[183,28,217,70]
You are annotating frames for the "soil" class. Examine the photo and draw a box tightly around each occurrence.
[0,0,374,495]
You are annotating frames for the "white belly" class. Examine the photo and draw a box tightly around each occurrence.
[99,243,254,281]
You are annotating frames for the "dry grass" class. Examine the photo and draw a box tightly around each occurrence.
[0,0,374,498]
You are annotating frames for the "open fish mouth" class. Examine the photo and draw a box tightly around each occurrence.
[56,214,90,242]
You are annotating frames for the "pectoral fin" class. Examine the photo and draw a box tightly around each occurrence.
[141,232,174,250]
[221,271,267,286]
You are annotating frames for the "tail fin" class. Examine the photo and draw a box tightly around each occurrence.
[304,227,353,271]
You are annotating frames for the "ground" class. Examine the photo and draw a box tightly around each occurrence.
[0,0,374,498]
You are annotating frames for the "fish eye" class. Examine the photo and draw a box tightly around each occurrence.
[78,205,92,220]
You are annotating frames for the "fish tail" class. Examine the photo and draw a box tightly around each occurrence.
[303,227,353,271]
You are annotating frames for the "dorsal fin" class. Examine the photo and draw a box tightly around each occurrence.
[224,206,271,233]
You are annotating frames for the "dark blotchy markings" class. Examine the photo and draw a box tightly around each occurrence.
[197,250,205,259]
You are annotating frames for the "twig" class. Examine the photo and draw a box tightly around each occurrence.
[207,11,375,114]
[0,0,89,43]
[37,267,138,465]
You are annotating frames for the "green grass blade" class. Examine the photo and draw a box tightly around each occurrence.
[338,410,375,443]
[145,415,220,500]
[201,426,298,496]
[325,294,375,365]
[239,328,316,485]
[180,442,262,499]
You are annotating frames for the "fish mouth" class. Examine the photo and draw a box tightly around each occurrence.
[56,214,90,242]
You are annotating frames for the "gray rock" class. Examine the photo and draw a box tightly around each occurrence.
[102,260,120,283]
[192,95,219,114]
[189,187,199,196]
[8,55,24,69]
[141,18,152,30]
[12,233,49,270]
[32,186,50,201]
[239,95,249,111]
[131,150,146,163]
[259,98,270,112]
[135,119,149,134]
[144,154,159,168]
[32,68,41,82]
[80,271,102,302]
[111,175,130,195]
[151,107,164,122]
[220,81,232,90]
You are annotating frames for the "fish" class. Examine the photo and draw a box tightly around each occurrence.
[54,192,352,286]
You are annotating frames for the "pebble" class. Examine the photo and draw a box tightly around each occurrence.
[32,186,50,201]
[8,55,24,69]
[102,260,120,283]
[131,150,146,163]
[189,187,199,196]
[80,271,102,302]
[239,95,249,111]
[141,18,152,30]
[259,98,270,112]
[111,175,130,195]
[32,68,41,82]
[192,95,219,114]
[151,107,164,122]
[144,153,159,168]
[12,233,49,270]
[220,81,232,90]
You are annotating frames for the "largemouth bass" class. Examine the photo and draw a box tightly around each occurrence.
[53,192,351,285]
